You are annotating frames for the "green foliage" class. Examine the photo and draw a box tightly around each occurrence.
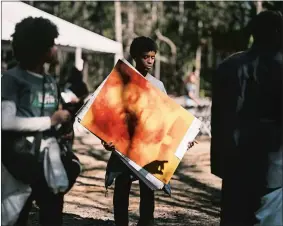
[25,1,282,96]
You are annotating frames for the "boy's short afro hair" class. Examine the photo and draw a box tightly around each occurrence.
[12,16,59,66]
[130,36,158,59]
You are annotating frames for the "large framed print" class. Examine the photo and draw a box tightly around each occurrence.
[76,59,201,189]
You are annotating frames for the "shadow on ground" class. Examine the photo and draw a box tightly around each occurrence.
[28,135,221,226]
[62,213,115,226]
[28,205,115,226]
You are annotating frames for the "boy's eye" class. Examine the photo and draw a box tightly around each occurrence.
[143,56,155,60]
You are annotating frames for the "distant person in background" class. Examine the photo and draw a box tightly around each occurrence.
[64,66,89,102]
[61,66,89,150]
[211,11,282,226]
[184,68,201,107]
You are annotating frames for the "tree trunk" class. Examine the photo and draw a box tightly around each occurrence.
[195,20,203,97]
[178,1,185,36]
[115,1,123,52]
[155,29,177,64]
[256,1,263,13]
[152,2,158,26]
[154,54,161,80]
[83,61,90,90]
[157,2,164,29]
[195,46,202,97]
[207,37,213,69]
[125,1,135,60]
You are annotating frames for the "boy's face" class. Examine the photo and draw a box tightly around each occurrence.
[135,51,156,73]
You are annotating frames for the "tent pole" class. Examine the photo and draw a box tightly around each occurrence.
[75,47,83,71]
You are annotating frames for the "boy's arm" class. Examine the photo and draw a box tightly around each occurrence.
[1,74,51,132]
[2,101,52,132]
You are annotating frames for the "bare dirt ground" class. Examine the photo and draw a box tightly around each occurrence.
[30,130,221,226]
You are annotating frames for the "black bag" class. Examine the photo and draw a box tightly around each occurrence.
[60,143,81,193]
[2,132,42,184]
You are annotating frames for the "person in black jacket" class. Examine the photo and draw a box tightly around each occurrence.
[211,11,282,226]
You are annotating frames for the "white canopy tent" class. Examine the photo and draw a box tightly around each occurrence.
[1,1,123,66]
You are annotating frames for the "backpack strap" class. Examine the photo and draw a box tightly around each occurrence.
[34,74,46,159]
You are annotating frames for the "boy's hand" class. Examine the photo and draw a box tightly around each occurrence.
[51,110,71,126]
[101,140,115,151]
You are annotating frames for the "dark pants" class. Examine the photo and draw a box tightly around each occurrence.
[113,172,155,226]
[219,123,280,226]
[16,170,64,226]
[220,160,266,226]
[14,144,80,226]
[220,178,262,226]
